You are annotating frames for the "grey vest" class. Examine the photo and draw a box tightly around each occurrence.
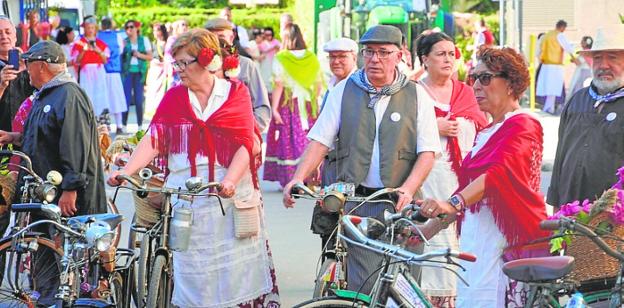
[335,79,419,188]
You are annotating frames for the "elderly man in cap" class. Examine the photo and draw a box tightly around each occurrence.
[549,25,624,208]
[204,17,271,132]
[283,25,440,293]
[0,40,106,305]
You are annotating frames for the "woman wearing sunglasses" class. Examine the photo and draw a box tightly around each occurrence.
[414,31,488,307]
[419,47,549,307]
[121,20,153,131]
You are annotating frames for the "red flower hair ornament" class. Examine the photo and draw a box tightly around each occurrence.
[197,47,222,72]
[222,54,240,78]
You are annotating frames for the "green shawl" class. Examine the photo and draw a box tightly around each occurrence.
[275,50,322,118]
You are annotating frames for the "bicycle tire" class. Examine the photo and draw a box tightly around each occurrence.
[146,254,170,308]
[108,272,124,308]
[107,199,121,248]
[0,236,63,307]
[293,296,368,308]
[313,258,338,298]
[137,232,154,307]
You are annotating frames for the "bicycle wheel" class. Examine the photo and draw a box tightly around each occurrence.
[107,198,121,248]
[0,236,63,307]
[146,254,170,308]
[108,272,124,307]
[137,233,155,307]
[293,296,368,308]
[313,258,338,297]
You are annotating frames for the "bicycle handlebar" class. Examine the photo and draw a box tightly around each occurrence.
[540,217,624,262]
[0,150,41,182]
[115,173,221,197]
[340,215,476,263]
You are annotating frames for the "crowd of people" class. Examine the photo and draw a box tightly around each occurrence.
[0,4,623,307]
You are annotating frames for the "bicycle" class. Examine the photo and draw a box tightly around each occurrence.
[290,182,401,298]
[112,171,223,308]
[502,216,623,307]
[294,208,475,307]
[0,150,135,307]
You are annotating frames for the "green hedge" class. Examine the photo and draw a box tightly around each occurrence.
[109,6,288,39]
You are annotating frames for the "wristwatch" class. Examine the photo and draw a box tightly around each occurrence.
[448,194,465,212]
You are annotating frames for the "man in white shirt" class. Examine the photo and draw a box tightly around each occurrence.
[282,25,440,294]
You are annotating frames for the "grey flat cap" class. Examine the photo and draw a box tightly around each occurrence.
[21,40,66,64]
[204,18,233,31]
[359,25,402,47]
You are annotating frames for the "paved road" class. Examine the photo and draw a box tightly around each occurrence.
[109,106,561,306]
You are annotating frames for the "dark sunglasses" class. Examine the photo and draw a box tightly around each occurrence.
[125,25,135,29]
[468,72,506,86]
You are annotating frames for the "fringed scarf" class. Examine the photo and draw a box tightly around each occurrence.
[456,113,548,253]
[149,80,260,188]
[433,79,488,174]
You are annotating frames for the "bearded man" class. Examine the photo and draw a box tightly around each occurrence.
[548,25,624,207]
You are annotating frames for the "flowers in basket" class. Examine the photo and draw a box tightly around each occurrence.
[549,167,624,253]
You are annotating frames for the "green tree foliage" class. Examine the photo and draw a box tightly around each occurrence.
[453,0,498,14]
[110,6,287,39]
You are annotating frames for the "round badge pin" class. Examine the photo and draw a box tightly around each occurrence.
[43,105,51,113]
[390,112,401,122]
[606,112,617,122]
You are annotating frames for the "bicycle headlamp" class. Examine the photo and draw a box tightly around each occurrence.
[85,223,115,252]
[33,183,58,203]
[322,191,346,213]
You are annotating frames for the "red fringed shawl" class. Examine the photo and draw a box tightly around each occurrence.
[433,80,488,174]
[457,113,548,248]
[149,81,260,188]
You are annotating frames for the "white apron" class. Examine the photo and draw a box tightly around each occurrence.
[79,64,110,116]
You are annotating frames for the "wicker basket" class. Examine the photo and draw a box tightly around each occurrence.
[0,172,17,215]
[565,190,624,284]
[133,174,165,227]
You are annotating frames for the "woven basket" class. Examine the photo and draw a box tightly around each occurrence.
[133,174,165,227]
[0,172,17,215]
[566,190,624,284]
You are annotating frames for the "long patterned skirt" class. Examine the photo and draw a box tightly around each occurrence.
[263,98,315,187]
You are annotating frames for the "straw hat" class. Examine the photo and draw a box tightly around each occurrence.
[579,25,624,53]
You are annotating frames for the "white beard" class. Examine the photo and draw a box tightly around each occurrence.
[593,70,624,94]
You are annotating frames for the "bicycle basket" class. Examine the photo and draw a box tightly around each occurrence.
[566,190,624,284]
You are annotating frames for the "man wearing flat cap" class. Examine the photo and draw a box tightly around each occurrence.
[204,17,271,132]
[284,25,440,293]
[549,25,624,208]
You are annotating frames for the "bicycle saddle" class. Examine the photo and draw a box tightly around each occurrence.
[502,256,575,283]
[72,213,124,230]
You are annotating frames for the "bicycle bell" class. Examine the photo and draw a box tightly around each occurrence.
[185,177,203,191]
[46,170,63,186]
[322,191,346,213]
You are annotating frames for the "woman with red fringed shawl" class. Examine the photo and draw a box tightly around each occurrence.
[419,47,549,307]
[415,32,488,308]
[108,29,280,308]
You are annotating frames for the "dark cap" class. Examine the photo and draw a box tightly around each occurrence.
[204,18,233,31]
[359,25,403,48]
[21,40,66,64]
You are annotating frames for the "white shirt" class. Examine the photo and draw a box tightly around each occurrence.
[235,24,250,49]
[308,76,441,187]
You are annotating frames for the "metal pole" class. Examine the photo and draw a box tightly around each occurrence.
[529,34,536,111]
[499,0,505,46]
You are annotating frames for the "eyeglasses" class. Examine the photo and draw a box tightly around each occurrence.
[172,58,197,71]
[125,25,135,29]
[361,49,398,59]
[468,72,506,86]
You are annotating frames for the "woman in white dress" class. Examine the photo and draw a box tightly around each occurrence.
[419,47,549,308]
[108,29,280,308]
[415,32,487,307]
